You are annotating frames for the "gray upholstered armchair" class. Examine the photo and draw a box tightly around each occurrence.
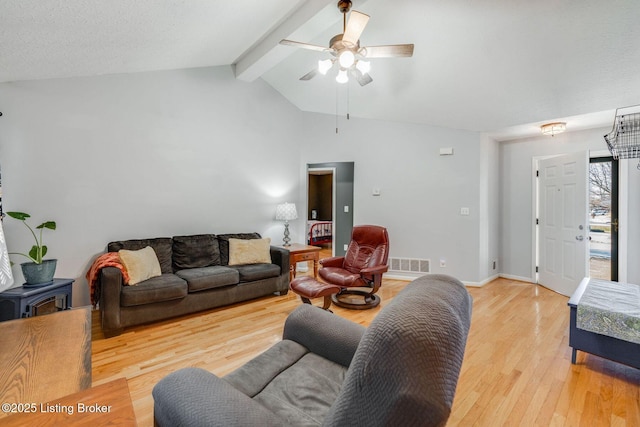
[152,274,473,426]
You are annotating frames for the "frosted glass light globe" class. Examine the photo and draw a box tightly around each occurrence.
[338,50,355,68]
[318,59,333,75]
[336,69,349,84]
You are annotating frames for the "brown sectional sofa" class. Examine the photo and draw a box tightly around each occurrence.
[99,233,289,337]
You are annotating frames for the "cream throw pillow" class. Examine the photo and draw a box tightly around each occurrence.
[118,246,162,285]
[228,238,272,265]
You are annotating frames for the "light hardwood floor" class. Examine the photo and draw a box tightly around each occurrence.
[91,273,640,427]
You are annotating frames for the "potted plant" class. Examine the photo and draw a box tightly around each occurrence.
[6,211,57,286]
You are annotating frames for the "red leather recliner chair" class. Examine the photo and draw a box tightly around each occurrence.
[319,225,389,309]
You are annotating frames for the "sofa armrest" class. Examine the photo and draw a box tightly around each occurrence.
[319,256,345,268]
[153,367,283,427]
[283,304,365,367]
[99,266,124,337]
[269,246,289,275]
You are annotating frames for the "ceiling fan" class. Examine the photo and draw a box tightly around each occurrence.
[279,0,414,86]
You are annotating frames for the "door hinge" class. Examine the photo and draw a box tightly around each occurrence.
[536,218,539,225]
[536,266,539,273]
[536,170,539,177]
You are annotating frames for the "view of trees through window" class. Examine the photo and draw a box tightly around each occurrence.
[589,160,612,280]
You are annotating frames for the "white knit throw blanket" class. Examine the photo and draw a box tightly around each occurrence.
[0,221,14,292]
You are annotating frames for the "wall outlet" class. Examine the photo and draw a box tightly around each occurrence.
[344,205,349,213]
[440,258,446,268]
[344,244,348,251]
[460,207,470,215]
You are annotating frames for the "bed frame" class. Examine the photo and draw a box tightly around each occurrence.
[568,277,640,369]
[307,221,332,246]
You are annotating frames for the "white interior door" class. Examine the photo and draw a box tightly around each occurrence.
[538,152,589,296]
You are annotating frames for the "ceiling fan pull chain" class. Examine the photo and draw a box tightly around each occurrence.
[336,84,339,134]
[347,81,350,120]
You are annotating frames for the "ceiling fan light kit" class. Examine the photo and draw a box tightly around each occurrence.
[336,69,349,84]
[279,0,414,87]
[318,59,333,75]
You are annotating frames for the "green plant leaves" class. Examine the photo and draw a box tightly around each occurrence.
[6,211,30,221]
[28,245,47,262]
[5,211,55,264]
[37,221,56,230]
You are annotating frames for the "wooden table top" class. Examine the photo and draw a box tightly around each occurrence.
[0,307,91,413]
[280,243,322,254]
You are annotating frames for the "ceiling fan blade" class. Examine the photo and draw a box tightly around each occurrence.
[342,10,370,46]
[361,44,414,58]
[280,39,330,53]
[300,68,318,81]
[351,69,373,87]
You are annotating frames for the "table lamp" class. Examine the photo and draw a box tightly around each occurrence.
[275,203,298,246]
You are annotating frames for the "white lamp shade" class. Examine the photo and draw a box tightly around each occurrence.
[318,59,333,75]
[336,69,349,84]
[356,60,371,74]
[275,203,298,221]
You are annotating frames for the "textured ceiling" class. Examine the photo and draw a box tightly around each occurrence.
[0,0,300,81]
[1,0,639,139]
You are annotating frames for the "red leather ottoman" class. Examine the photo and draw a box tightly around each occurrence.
[290,276,341,311]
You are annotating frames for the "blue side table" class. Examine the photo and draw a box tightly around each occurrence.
[0,278,74,321]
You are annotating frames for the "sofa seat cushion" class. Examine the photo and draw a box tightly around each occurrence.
[231,263,281,282]
[223,340,347,426]
[176,266,239,292]
[120,274,188,307]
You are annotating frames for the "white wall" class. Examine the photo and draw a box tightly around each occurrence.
[479,134,501,282]
[298,113,486,283]
[498,126,639,282]
[5,64,628,305]
[0,66,304,306]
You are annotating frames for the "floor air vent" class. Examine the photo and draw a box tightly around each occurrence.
[388,257,430,274]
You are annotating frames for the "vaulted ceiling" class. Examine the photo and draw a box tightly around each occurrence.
[2,0,639,140]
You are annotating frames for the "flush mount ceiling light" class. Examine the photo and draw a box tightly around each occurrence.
[541,122,567,136]
[279,0,414,86]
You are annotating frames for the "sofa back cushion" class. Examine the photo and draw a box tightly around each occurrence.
[108,237,173,274]
[172,234,220,271]
[323,274,472,426]
[217,233,261,266]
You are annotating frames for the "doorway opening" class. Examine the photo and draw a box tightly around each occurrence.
[307,168,335,257]
[307,162,354,258]
[589,157,619,281]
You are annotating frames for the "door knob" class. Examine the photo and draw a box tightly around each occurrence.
[576,235,584,241]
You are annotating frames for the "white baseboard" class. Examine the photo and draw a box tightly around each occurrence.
[499,273,535,284]
[463,274,500,287]
[384,272,420,281]
[385,272,536,286]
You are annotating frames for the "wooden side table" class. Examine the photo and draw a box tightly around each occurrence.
[281,244,322,281]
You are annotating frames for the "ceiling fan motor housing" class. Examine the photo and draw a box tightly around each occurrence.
[330,34,359,51]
